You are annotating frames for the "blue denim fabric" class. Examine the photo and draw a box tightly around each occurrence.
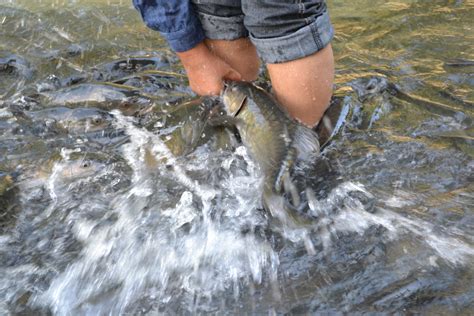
[192,0,334,63]
[133,0,205,52]
[134,0,334,63]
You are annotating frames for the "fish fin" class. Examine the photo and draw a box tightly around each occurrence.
[262,189,289,224]
[293,125,320,164]
[207,115,241,128]
[263,189,315,228]
[274,147,296,193]
[282,173,300,207]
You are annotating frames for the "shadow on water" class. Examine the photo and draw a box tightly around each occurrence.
[0,0,473,314]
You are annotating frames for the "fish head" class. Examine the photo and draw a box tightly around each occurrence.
[57,158,106,180]
[117,102,141,116]
[83,112,112,132]
[63,109,113,134]
[221,81,248,117]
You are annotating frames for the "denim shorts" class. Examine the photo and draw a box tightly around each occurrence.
[190,0,334,63]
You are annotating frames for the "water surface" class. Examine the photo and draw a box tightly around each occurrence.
[0,0,473,314]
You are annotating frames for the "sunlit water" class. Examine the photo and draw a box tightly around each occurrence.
[1,0,473,314]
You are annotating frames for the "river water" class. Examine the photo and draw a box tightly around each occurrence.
[0,0,473,314]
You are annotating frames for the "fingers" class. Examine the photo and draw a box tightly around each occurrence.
[177,42,243,96]
[200,68,241,96]
[189,63,242,96]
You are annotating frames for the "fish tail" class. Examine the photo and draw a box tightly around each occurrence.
[262,188,289,224]
[262,187,314,228]
[293,125,320,164]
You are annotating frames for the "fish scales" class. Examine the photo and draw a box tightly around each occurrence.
[220,82,320,222]
[233,85,297,192]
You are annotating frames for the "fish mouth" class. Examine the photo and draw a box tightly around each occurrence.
[221,80,233,98]
[221,81,247,117]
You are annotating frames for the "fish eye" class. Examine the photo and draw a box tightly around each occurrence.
[81,161,91,168]
[92,117,103,124]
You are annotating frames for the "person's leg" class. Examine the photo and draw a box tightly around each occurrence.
[205,38,260,82]
[267,44,334,127]
[191,1,260,82]
[243,0,335,127]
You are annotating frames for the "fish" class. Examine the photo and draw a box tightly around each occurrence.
[0,54,34,79]
[0,172,14,199]
[23,106,113,135]
[444,58,474,68]
[217,81,320,225]
[145,97,235,157]
[92,56,168,81]
[38,82,149,109]
[111,70,191,105]
[52,158,106,180]
[0,171,19,231]
[18,154,108,191]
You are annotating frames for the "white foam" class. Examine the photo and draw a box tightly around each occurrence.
[319,182,474,265]
[31,114,473,314]
[35,111,279,315]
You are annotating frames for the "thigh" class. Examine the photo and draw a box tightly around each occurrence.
[242,0,334,63]
[191,0,248,40]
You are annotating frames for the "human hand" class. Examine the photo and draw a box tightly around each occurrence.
[177,42,241,95]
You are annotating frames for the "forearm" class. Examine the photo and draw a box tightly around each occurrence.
[176,42,212,71]
[133,0,241,95]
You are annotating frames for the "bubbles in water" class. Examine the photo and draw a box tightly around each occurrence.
[31,112,281,314]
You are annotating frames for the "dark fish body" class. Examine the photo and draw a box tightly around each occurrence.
[92,57,168,81]
[24,106,113,134]
[41,83,141,105]
[0,172,14,199]
[146,97,231,156]
[0,171,18,231]
[223,83,294,191]
[0,55,34,78]
[444,59,474,67]
[111,70,192,105]
[221,82,320,221]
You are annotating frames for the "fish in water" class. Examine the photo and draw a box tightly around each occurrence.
[92,56,168,81]
[145,96,235,157]
[37,83,152,115]
[217,81,320,225]
[0,54,34,79]
[0,172,15,203]
[0,171,19,232]
[37,158,105,182]
[18,153,108,191]
[22,106,114,135]
[112,70,192,104]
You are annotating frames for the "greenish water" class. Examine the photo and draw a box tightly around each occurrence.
[0,1,473,314]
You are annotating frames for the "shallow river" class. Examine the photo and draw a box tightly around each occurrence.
[0,0,473,314]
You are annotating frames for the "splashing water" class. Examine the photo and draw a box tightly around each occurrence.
[310,182,474,265]
[28,128,473,314]
[1,0,473,313]
[33,112,281,314]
